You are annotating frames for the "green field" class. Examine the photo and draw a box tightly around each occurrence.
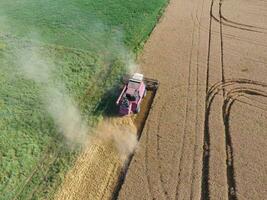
[0,0,168,199]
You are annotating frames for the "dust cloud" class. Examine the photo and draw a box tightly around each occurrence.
[17,47,89,147]
[1,8,140,154]
[95,117,138,162]
[15,44,139,159]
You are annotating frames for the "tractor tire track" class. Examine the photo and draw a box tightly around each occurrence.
[145,89,185,200]
[210,0,267,34]
[156,103,171,200]
[11,143,60,200]
[223,87,267,200]
[201,0,215,198]
[175,11,197,199]
[194,3,267,49]
[26,152,60,200]
[144,105,169,200]
[201,79,267,200]
[190,0,205,196]
[144,123,154,199]
[201,0,267,197]
[194,15,267,48]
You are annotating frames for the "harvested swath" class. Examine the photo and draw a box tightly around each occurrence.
[55,117,137,200]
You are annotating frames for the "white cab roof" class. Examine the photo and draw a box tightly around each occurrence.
[131,73,144,82]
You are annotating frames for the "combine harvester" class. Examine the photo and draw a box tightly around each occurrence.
[116,73,158,115]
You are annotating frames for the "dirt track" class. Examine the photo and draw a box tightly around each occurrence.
[118,0,267,199]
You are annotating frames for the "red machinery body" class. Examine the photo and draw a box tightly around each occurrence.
[116,73,146,115]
